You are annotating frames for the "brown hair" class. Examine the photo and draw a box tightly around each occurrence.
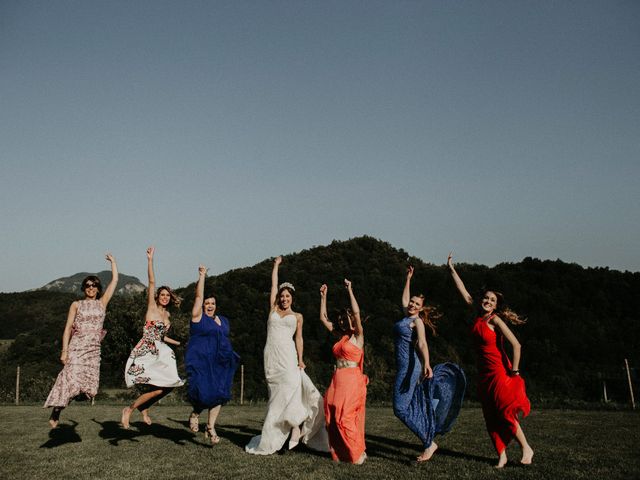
[482,289,526,325]
[414,294,441,337]
[156,286,182,308]
[81,275,103,298]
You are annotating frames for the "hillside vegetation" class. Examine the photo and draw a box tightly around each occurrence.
[1,236,638,403]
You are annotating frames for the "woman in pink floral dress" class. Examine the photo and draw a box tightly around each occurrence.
[44,254,119,428]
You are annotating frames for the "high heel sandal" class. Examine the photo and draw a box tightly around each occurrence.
[188,412,199,433]
[204,424,220,444]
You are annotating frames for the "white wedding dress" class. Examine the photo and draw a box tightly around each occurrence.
[245,311,329,455]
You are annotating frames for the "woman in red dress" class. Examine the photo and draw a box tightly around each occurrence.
[448,253,533,468]
[319,279,367,464]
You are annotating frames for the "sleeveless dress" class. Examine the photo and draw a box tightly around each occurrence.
[245,311,329,455]
[125,320,184,388]
[324,335,368,463]
[185,313,240,409]
[393,317,466,448]
[471,315,530,454]
[44,299,106,407]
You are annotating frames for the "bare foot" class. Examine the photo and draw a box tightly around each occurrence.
[121,407,132,429]
[288,425,301,450]
[521,445,534,465]
[355,452,367,465]
[188,412,199,432]
[48,419,59,429]
[141,410,152,425]
[417,442,438,462]
[495,451,508,468]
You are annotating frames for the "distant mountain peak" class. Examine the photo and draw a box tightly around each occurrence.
[37,271,145,296]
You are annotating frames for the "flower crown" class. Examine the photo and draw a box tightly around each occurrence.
[278,282,295,292]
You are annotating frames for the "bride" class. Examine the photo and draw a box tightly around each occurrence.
[245,256,328,455]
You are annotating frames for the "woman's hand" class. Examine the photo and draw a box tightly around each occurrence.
[406,265,414,279]
[344,279,352,290]
[198,265,208,277]
[274,255,282,266]
[422,364,433,380]
[60,350,68,365]
[447,252,454,270]
[319,284,327,298]
[147,246,155,260]
[298,360,306,369]
[105,253,116,263]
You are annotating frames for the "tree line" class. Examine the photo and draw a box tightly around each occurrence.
[1,236,638,404]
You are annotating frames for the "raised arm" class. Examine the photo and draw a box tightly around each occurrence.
[402,266,414,313]
[491,316,522,374]
[146,246,156,308]
[100,253,119,307]
[447,252,473,306]
[319,284,334,332]
[413,318,433,379]
[269,256,282,308]
[191,265,207,321]
[345,279,364,346]
[59,301,79,365]
[294,313,305,369]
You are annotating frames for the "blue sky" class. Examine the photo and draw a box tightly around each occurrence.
[1,0,639,292]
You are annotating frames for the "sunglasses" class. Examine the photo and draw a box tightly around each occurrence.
[84,283,98,289]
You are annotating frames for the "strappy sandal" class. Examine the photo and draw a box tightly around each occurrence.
[188,412,199,433]
[204,424,220,444]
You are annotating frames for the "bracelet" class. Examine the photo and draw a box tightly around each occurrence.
[511,369,520,375]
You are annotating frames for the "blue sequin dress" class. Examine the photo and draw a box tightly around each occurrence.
[185,313,240,410]
[393,316,466,448]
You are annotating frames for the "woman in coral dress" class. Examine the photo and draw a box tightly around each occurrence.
[122,247,184,428]
[185,264,240,444]
[448,253,533,468]
[319,279,368,464]
[45,254,119,428]
[245,256,328,455]
[394,266,466,462]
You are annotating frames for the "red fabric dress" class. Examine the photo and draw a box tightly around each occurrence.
[471,315,530,454]
[323,335,368,463]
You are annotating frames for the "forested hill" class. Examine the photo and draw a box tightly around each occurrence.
[1,236,638,403]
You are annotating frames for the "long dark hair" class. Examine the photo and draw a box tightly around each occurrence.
[481,289,526,325]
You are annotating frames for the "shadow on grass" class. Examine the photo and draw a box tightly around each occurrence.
[364,433,494,466]
[91,418,210,447]
[166,417,261,450]
[40,420,82,449]
[165,417,329,458]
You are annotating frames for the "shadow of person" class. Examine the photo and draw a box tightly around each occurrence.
[92,418,209,447]
[166,417,260,449]
[40,420,82,448]
[364,432,494,465]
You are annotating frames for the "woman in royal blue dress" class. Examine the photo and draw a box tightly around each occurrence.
[185,265,240,444]
[393,265,466,462]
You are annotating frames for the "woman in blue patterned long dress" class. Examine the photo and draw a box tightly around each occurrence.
[245,255,329,455]
[185,265,240,444]
[45,254,119,428]
[122,247,184,429]
[393,266,466,462]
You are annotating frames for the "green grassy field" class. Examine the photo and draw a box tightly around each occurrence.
[1,405,638,480]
